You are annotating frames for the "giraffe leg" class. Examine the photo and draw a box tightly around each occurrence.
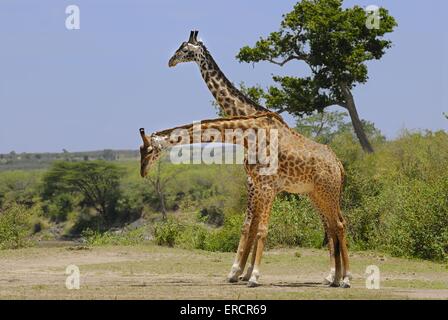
[247,223,269,287]
[338,219,352,288]
[235,216,259,281]
[227,214,254,282]
[323,233,336,285]
[329,231,342,287]
[247,185,276,288]
[239,230,258,281]
[310,197,337,285]
[237,180,259,281]
[310,192,347,287]
[227,182,257,283]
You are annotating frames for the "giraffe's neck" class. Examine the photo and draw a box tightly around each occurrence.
[195,46,268,117]
[153,114,281,150]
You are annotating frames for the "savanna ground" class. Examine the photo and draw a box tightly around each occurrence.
[0,241,447,300]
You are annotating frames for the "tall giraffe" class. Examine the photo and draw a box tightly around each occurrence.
[139,113,351,288]
[168,31,336,285]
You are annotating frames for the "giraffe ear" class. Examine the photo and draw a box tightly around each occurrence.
[188,30,195,43]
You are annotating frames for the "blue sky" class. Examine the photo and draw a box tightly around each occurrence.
[0,0,446,153]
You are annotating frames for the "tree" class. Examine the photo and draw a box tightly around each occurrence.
[237,0,397,152]
[295,110,348,143]
[42,161,125,225]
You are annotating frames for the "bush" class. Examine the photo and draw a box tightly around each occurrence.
[198,204,225,226]
[153,218,182,247]
[82,227,146,246]
[176,224,209,250]
[336,130,448,261]
[0,203,36,249]
[380,177,448,261]
[203,214,243,252]
[152,214,243,252]
[268,195,324,249]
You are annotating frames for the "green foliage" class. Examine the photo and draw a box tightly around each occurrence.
[336,130,448,261]
[237,0,397,114]
[0,203,38,249]
[238,82,265,105]
[153,218,182,247]
[0,170,42,208]
[43,193,78,222]
[176,224,209,250]
[381,178,448,261]
[82,227,146,246]
[295,110,348,143]
[153,214,243,252]
[42,161,125,226]
[203,215,243,252]
[198,204,225,226]
[168,164,246,216]
[268,195,324,248]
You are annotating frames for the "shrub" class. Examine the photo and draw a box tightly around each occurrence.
[380,177,448,261]
[337,130,448,261]
[153,218,182,247]
[176,224,209,250]
[198,204,225,226]
[268,195,324,249]
[0,203,36,249]
[152,214,242,252]
[82,227,146,246]
[204,214,243,252]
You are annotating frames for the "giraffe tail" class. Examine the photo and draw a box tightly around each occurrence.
[337,161,346,223]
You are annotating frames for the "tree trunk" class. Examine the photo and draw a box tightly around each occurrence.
[340,84,374,153]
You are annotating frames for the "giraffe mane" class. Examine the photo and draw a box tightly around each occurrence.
[197,42,270,113]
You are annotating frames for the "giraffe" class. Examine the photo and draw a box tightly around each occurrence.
[168,30,336,285]
[168,30,268,117]
[139,112,352,288]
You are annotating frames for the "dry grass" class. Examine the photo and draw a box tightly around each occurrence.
[0,243,447,299]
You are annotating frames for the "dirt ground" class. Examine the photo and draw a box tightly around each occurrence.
[0,242,447,300]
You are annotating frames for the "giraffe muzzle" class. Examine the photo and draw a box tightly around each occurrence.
[168,57,177,67]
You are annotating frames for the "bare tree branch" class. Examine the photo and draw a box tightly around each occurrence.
[267,53,309,66]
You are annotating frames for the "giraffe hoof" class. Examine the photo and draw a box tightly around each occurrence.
[329,282,340,288]
[247,280,259,288]
[227,275,239,283]
[341,277,351,288]
[239,274,250,282]
[323,273,335,285]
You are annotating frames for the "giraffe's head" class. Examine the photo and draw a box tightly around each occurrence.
[168,30,204,67]
[139,128,164,177]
